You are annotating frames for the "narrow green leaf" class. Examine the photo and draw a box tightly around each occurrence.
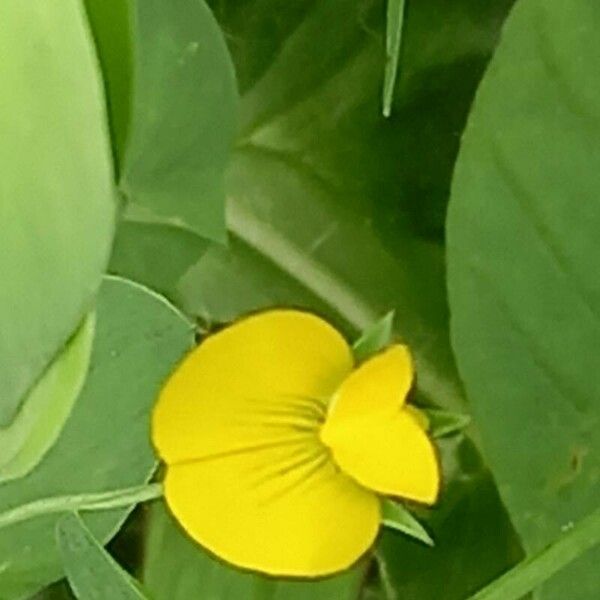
[421,408,471,439]
[381,499,433,546]
[0,314,95,483]
[467,506,600,600]
[352,311,395,362]
[57,512,149,600]
[383,0,406,117]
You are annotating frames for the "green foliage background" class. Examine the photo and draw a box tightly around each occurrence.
[1,0,598,599]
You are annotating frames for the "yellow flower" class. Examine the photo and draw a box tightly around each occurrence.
[152,310,439,577]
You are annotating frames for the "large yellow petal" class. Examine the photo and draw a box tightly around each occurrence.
[164,443,380,576]
[320,346,439,504]
[152,310,353,464]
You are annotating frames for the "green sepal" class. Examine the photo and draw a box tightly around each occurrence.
[381,498,433,546]
[353,311,395,363]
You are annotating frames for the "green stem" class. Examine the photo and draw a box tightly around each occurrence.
[0,483,163,531]
[467,506,600,600]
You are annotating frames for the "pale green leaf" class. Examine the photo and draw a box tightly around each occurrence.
[0,0,115,425]
[0,314,95,483]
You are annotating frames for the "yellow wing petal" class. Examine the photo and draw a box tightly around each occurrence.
[320,346,439,504]
[164,444,380,576]
[152,310,353,464]
[323,345,413,425]
[322,410,439,504]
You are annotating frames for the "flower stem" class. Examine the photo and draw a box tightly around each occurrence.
[0,482,163,531]
[467,505,600,600]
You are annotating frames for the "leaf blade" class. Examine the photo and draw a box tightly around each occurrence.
[120,0,238,243]
[0,0,115,425]
[383,0,406,117]
[58,512,150,600]
[447,0,600,597]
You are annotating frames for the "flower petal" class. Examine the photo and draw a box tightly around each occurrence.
[163,445,380,576]
[321,410,440,504]
[324,345,413,426]
[320,346,439,504]
[152,310,353,464]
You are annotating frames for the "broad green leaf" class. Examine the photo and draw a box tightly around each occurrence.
[381,499,433,546]
[118,0,238,243]
[383,0,406,117]
[143,503,366,600]
[0,0,115,426]
[375,438,525,600]
[0,314,94,483]
[0,277,193,599]
[57,512,149,600]
[352,311,395,363]
[446,0,600,598]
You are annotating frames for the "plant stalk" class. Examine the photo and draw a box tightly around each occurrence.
[0,482,163,531]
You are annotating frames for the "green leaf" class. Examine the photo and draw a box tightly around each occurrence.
[0,277,193,599]
[118,0,238,243]
[381,499,433,546]
[143,503,366,600]
[110,221,209,305]
[446,0,600,597]
[422,408,471,439]
[57,512,150,600]
[0,314,95,483]
[0,0,115,426]
[352,311,395,363]
[383,0,406,117]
